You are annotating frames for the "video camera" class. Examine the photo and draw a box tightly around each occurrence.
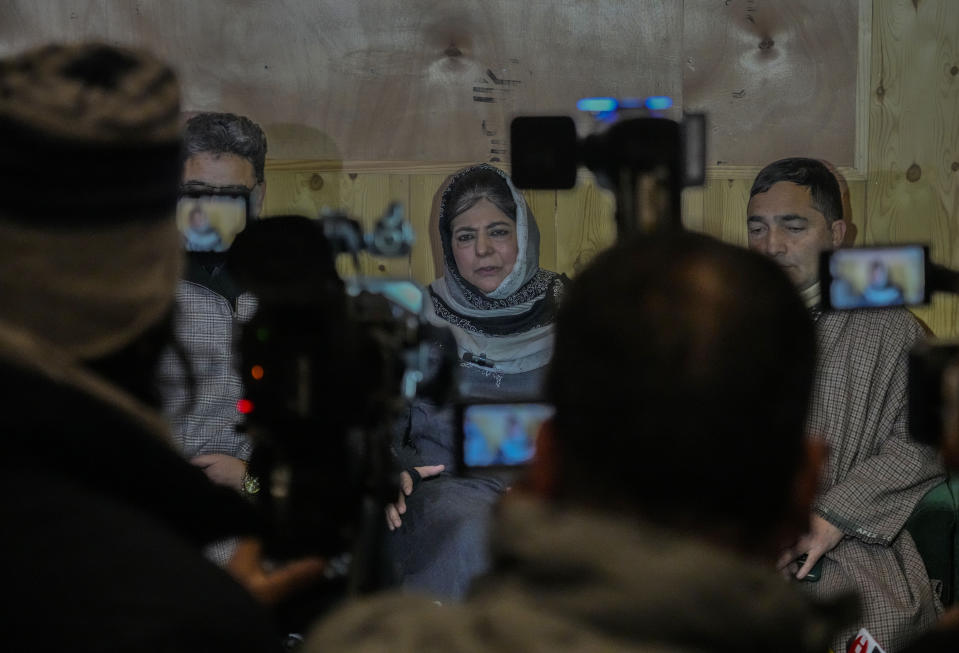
[226,206,454,590]
[510,96,706,237]
[905,256,959,465]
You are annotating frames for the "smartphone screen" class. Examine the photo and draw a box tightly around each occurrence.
[821,245,929,310]
[459,402,554,469]
[176,194,248,252]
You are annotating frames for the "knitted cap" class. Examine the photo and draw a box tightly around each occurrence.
[0,43,183,360]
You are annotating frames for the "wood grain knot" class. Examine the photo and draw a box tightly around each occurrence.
[444,44,462,57]
[951,161,959,172]
[876,84,885,99]
[378,264,387,272]
[951,66,959,76]
[309,174,324,191]
[758,38,774,50]
[906,163,922,182]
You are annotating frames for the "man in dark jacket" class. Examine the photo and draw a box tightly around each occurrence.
[0,43,278,652]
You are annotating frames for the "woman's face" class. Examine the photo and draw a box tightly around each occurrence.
[450,198,518,294]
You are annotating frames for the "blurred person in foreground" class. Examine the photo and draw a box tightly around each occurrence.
[0,44,286,651]
[306,231,853,652]
[747,157,943,651]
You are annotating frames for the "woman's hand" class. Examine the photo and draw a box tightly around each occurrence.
[385,464,445,531]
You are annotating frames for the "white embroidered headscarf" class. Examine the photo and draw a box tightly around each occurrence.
[426,164,568,375]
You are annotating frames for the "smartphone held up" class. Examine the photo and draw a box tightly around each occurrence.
[820,245,929,311]
[458,402,554,471]
[176,191,249,253]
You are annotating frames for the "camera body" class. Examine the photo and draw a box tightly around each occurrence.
[909,340,959,469]
[226,211,454,571]
[510,101,706,237]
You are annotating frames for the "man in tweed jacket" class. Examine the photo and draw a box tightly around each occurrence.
[156,113,266,496]
[747,157,944,651]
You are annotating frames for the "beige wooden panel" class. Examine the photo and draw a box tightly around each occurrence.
[408,174,449,284]
[335,173,413,280]
[262,169,411,279]
[262,168,344,218]
[261,165,872,285]
[0,1,683,162]
[701,178,752,247]
[683,0,859,167]
[866,0,959,337]
[844,178,868,247]
[554,176,616,276]
[523,191,559,274]
[681,187,706,234]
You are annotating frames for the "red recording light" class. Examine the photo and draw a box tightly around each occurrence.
[236,398,254,414]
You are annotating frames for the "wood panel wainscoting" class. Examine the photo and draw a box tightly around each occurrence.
[261,160,864,308]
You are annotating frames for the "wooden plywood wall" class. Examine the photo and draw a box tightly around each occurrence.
[0,0,858,166]
[0,0,684,162]
[683,0,860,166]
[864,0,959,336]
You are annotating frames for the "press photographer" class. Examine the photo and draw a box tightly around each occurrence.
[220,202,470,641]
[0,43,279,653]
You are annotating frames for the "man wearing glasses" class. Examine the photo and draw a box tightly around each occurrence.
[157,113,268,544]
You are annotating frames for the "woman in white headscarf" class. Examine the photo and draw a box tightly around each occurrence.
[385,163,568,599]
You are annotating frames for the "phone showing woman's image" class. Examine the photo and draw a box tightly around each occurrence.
[176,193,248,253]
[820,245,929,310]
[458,402,554,470]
